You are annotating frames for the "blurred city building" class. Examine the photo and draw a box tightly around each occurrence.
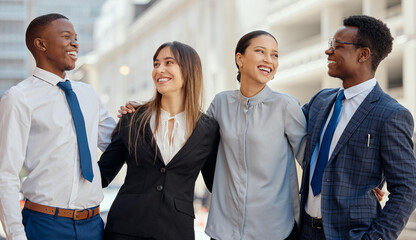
[0,0,106,96]
[75,0,416,123]
[0,0,28,96]
[267,0,416,117]
[76,0,238,117]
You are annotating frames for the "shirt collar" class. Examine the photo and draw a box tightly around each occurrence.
[33,67,68,85]
[160,108,185,121]
[237,84,272,106]
[342,77,376,100]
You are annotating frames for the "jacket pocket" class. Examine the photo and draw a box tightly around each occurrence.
[174,198,195,219]
[349,197,378,220]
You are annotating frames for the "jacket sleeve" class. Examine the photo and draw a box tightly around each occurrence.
[201,119,220,192]
[365,108,416,239]
[98,115,130,188]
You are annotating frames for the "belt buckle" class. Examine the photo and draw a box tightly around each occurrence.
[73,209,85,220]
[312,218,322,229]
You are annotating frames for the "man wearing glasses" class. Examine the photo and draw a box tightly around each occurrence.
[299,15,416,240]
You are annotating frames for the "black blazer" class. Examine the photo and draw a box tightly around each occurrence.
[98,111,220,240]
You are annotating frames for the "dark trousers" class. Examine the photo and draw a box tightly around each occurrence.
[22,208,104,240]
[300,218,326,240]
[104,230,157,240]
[211,223,300,240]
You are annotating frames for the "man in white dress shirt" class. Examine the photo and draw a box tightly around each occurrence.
[0,13,115,240]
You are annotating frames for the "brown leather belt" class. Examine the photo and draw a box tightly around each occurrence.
[24,200,99,220]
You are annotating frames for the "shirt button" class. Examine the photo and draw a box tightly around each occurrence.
[160,168,166,173]
[156,185,164,191]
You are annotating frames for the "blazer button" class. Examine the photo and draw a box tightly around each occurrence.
[156,185,164,191]
[160,168,166,173]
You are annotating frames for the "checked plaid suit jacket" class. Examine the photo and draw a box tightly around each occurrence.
[299,83,416,240]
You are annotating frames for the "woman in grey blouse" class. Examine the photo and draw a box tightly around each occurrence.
[205,30,307,240]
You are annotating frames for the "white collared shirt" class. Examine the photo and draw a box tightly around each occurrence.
[0,67,116,240]
[150,109,187,165]
[306,78,377,218]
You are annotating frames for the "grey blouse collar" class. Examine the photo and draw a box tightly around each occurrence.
[237,85,272,106]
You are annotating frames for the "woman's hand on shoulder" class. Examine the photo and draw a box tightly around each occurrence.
[117,101,139,118]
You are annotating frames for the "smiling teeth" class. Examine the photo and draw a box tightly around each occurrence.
[259,67,271,73]
[67,51,77,57]
[328,60,336,64]
[158,78,169,82]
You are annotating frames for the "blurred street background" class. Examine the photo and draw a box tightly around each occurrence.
[1,0,416,239]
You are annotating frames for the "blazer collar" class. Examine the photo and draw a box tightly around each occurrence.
[144,114,206,167]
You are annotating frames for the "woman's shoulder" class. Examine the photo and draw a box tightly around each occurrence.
[198,112,219,129]
[213,89,238,100]
[268,89,301,106]
[118,107,149,128]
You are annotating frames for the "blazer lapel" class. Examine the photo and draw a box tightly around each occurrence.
[166,116,205,167]
[329,83,383,162]
[143,122,164,165]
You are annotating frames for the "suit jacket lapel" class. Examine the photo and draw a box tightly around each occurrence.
[143,122,164,165]
[166,116,205,167]
[329,83,382,162]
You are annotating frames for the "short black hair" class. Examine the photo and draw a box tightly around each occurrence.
[25,13,69,55]
[235,30,278,82]
[343,15,393,72]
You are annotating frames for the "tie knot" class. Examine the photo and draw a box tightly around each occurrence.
[337,90,345,102]
[57,80,72,92]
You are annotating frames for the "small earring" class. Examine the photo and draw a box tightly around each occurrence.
[359,59,363,63]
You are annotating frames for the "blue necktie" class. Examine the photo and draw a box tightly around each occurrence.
[311,90,345,196]
[57,80,94,182]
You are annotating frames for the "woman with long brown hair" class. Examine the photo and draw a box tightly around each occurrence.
[98,41,219,240]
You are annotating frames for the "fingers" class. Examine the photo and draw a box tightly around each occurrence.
[122,106,133,113]
[372,189,382,202]
[127,101,139,108]
[372,188,385,202]
[117,103,135,118]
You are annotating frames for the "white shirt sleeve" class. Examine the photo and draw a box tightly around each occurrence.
[97,99,116,152]
[0,88,31,240]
